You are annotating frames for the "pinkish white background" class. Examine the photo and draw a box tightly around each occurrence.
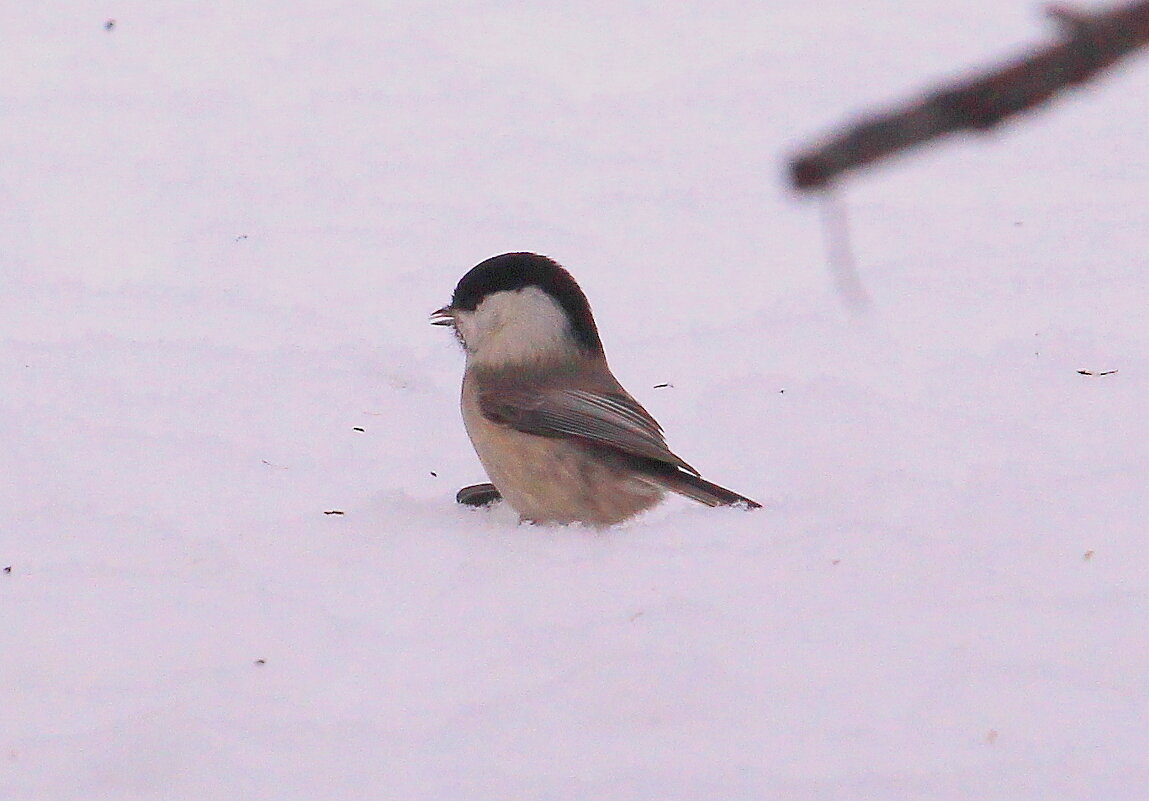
[3,2,1148,798]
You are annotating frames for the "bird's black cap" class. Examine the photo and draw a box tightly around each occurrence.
[451,253,603,353]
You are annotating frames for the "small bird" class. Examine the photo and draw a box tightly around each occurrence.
[432,252,761,526]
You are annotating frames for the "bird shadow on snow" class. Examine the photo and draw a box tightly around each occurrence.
[360,489,772,553]
[353,488,771,546]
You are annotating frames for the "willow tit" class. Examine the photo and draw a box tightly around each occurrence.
[432,252,761,526]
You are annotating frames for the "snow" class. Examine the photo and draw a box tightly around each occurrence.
[4,2,1148,798]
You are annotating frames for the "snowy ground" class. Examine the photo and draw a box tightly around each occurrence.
[4,2,1148,799]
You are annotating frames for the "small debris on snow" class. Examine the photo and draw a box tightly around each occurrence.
[1083,549,1095,561]
[1076,369,1118,376]
[352,426,365,432]
[324,510,345,515]
[254,659,266,666]
[104,19,116,32]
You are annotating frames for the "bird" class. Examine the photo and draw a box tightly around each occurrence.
[431,252,761,526]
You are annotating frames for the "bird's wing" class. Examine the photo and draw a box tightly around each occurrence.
[477,384,699,475]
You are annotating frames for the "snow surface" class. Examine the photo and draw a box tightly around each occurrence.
[4,2,1149,799]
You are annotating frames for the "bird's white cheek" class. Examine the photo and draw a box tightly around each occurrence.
[463,288,576,366]
[453,313,485,354]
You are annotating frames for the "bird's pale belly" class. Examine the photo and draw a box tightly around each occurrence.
[461,380,663,526]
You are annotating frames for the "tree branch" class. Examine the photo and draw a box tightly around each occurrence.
[789,0,1149,191]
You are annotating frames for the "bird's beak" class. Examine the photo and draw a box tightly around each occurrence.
[430,306,455,326]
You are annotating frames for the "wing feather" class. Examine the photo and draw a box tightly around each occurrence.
[478,384,699,475]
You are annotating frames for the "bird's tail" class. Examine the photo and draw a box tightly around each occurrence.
[652,468,762,510]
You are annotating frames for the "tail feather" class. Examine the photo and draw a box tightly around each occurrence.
[651,468,762,510]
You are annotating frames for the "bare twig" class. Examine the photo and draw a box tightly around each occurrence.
[818,193,870,311]
[790,0,1149,190]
